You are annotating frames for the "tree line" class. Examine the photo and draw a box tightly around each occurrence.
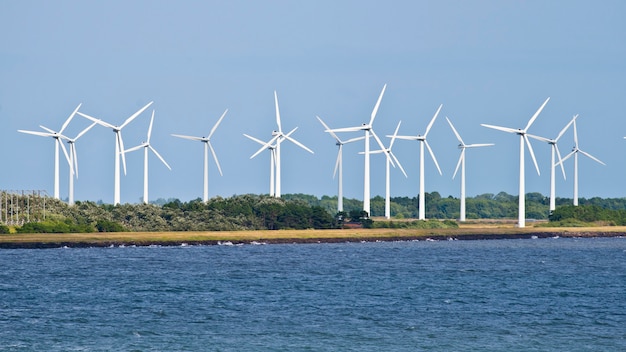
[3,191,626,234]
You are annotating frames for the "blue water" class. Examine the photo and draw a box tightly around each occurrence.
[1,238,625,351]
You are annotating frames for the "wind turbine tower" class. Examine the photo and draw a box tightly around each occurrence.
[528,115,577,213]
[78,101,154,205]
[247,91,313,198]
[18,104,82,200]
[243,133,278,196]
[394,104,444,220]
[316,116,364,212]
[446,117,493,222]
[172,109,228,203]
[325,85,390,217]
[481,97,549,228]
[64,120,98,205]
[371,121,407,219]
[126,110,172,204]
[559,119,605,206]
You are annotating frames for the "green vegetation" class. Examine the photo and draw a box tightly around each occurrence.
[544,204,626,226]
[4,191,626,234]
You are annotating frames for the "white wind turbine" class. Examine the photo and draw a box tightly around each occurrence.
[247,91,313,198]
[316,116,364,213]
[172,109,228,203]
[125,110,171,204]
[325,84,390,217]
[394,104,444,220]
[371,121,407,219]
[78,101,154,205]
[18,104,82,200]
[62,120,98,206]
[528,115,577,213]
[244,133,279,196]
[481,97,549,228]
[559,119,605,206]
[446,117,494,222]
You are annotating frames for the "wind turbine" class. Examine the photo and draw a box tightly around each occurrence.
[62,120,98,206]
[244,133,278,196]
[125,110,171,204]
[247,91,313,198]
[18,103,82,200]
[325,84,390,217]
[316,116,364,212]
[78,101,154,205]
[481,97,549,228]
[446,117,494,222]
[528,115,577,213]
[172,109,228,203]
[370,121,407,219]
[559,119,605,206]
[394,104,444,220]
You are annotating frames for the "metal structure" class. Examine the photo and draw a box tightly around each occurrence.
[0,190,49,225]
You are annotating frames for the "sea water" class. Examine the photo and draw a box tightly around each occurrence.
[1,237,625,351]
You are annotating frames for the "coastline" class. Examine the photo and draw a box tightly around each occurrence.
[1,226,625,249]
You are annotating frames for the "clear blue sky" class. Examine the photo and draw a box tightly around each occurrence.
[1,0,625,204]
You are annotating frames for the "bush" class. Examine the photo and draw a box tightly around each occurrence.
[96,220,127,232]
[0,224,10,234]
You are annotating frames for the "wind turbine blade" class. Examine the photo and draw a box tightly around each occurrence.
[75,121,98,140]
[39,125,56,134]
[369,84,387,126]
[333,147,341,179]
[327,126,365,133]
[59,139,71,170]
[390,151,408,178]
[71,143,79,178]
[393,135,420,141]
[453,149,464,180]
[172,134,205,141]
[445,117,464,144]
[60,103,82,134]
[573,120,579,147]
[554,144,566,180]
[343,136,365,144]
[424,140,442,175]
[250,135,280,159]
[284,135,314,154]
[481,124,519,134]
[524,97,550,132]
[526,134,551,143]
[555,114,578,141]
[207,109,228,140]
[559,151,575,165]
[208,142,223,176]
[149,146,172,170]
[18,130,54,137]
[274,91,282,133]
[77,112,114,129]
[424,104,442,137]
[147,110,155,143]
[124,144,144,153]
[579,149,606,166]
[389,121,402,149]
[370,130,389,157]
[121,101,153,129]
[524,135,541,175]
[243,134,268,146]
[284,127,298,138]
[316,116,342,143]
[465,143,495,148]
[117,132,127,175]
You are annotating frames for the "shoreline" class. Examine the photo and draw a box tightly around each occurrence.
[1,227,625,249]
